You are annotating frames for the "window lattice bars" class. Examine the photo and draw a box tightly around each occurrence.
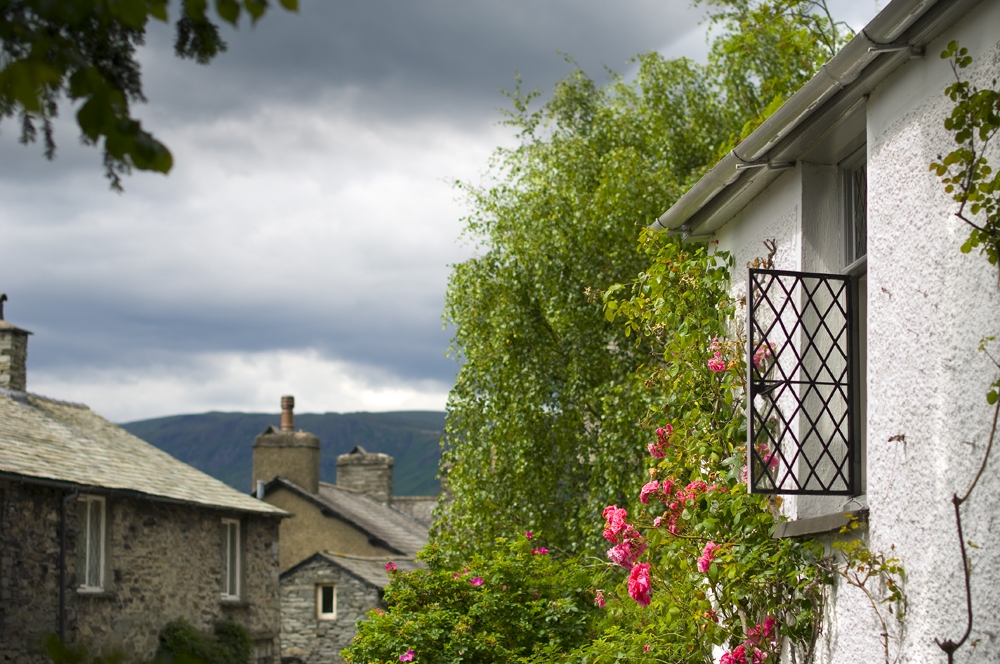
[747,268,859,495]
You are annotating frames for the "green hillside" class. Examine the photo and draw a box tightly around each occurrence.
[121,411,444,496]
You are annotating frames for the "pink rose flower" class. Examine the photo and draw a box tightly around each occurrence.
[532,547,549,555]
[627,563,652,607]
[385,561,397,572]
[762,616,776,639]
[652,516,663,528]
[720,645,746,664]
[756,443,779,471]
[594,589,606,608]
[697,541,721,574]
[399,650,415,662]
[752,341,776,371]
[602,505,629,543]
[647,442,667,458]
[643,645,651,653]
[708,352,726,372]
[640,480,661,504]
[525,531,533,539]
[469,576,484,586]
[606,534,646,568]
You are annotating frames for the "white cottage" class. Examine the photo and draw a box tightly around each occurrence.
[653,0,1000,660]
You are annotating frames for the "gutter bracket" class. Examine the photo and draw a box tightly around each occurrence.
[864,30,925,58]
[734,161,795,172]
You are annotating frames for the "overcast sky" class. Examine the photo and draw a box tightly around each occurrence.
[0,0,880,422]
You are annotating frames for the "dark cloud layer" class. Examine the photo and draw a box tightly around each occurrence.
[140,0,705,125]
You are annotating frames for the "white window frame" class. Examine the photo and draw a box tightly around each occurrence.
[222,519,241,600]
[316,584,337,620]
[77,495,106,591]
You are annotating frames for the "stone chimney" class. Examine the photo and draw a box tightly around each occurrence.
[252,395,321,494]
[0,294,31,392]
[336,446,394,504]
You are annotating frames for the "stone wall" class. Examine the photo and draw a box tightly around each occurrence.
[280,557,381,664]
[0,481,283,664]
[0,482,62,664]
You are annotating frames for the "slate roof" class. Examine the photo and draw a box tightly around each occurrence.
[313,551,425,589]
[0,389,286,516]
[266,477,428,555]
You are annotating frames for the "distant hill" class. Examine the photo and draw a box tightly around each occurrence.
[121,411,445,496]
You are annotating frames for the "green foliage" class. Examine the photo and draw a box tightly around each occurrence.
[156,618,252,664]
[702,0,853,149]
[342,536,599,664]
[930,41,1000,267]
[437,0,845,563]
[0,0,296,190]
[45,634,125,664]
[44,619,251,664]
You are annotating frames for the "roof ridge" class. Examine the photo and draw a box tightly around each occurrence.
[323,551,418,562]
[0,389,88,409]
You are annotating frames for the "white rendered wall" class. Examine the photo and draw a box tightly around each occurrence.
[860,1,1000,661]
[710,1,1000,660]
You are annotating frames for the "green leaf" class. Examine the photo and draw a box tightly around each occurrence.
[216,0,241,24]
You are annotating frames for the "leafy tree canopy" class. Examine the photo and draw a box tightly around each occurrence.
[434,0,852,562]
[0,0,296,189]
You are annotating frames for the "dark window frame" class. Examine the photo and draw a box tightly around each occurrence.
[747,268,863,496]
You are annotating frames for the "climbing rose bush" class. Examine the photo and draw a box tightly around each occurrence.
[558,235,826,663]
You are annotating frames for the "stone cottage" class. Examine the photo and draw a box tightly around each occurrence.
[0,298,288,664]
[251,397,434,664]
[651,0,1000,659]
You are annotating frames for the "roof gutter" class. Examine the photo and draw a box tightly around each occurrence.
[653,0,938,233]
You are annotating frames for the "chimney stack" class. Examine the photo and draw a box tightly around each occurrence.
[337,446,394,505]
[281,395,295,431]
[0,294,32,393]
[252,395,321,494]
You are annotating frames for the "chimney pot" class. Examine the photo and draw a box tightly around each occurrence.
[281,395,295,431]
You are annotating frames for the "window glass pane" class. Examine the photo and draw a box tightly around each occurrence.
[227,523,239,596]
[853,164,867,260]
[321,586,334,614]
[76,502,87,584]
[87,500,102,587]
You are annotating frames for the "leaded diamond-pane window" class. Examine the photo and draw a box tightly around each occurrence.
[747,268,859,495]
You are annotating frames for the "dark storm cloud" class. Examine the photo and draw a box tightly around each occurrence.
[140,0,706,125]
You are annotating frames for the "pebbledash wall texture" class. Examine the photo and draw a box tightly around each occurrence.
[0,481,282,664]
[702,0,1000,661]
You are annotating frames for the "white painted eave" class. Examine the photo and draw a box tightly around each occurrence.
[653,0,983,238]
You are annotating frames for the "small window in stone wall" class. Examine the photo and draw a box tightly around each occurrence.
[317,584,336,620]
[76,496,105,591]
[222,519,241,599]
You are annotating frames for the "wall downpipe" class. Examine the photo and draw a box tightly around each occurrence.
[59,490,78,642]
